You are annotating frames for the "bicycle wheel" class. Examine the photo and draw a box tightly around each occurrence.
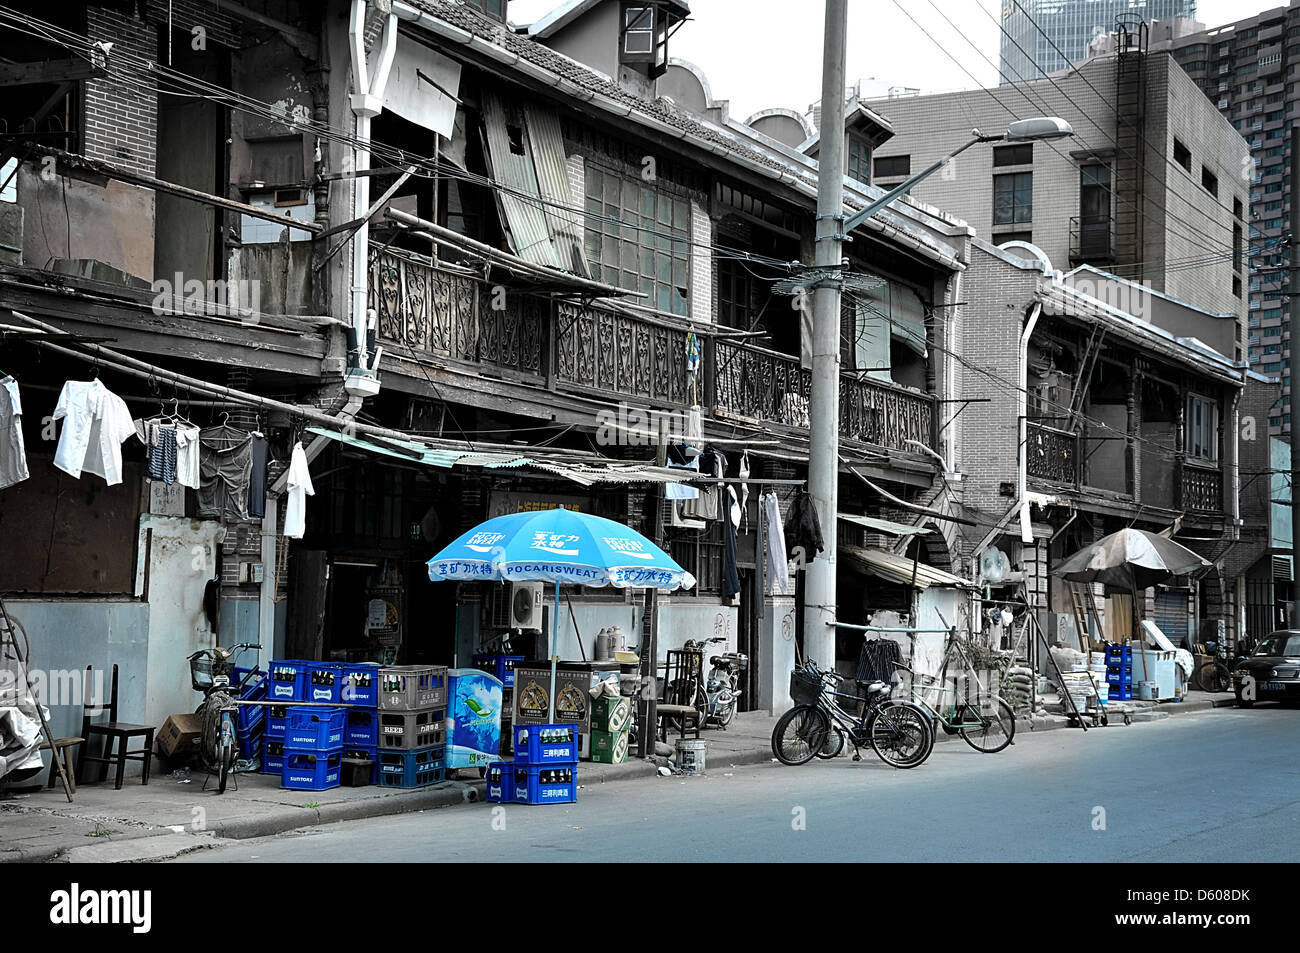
[1208,663,1232,694]
[959,697,1016,754]
[867,702,933,768]
[216,730,234,794]
[814,726,846,760]
[771,705,830,766]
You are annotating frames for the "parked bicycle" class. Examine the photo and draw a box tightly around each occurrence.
[885,661,1016,753]
[771,659,934,768]
[1189,640,1233,694]
[187,642,260,794]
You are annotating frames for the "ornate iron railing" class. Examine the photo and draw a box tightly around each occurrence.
[370,248,544,376]
[1180,460,1223,512]
[553,301,691,406]
[715,341,936,452]
[1026,421,1079,485]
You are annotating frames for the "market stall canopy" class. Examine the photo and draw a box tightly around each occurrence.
[1051,528,1211,591]
[427,508,695,591]
[838,513,932,537]
[840,544,973,589]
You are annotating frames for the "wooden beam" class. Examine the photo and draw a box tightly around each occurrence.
[0,58,105,86]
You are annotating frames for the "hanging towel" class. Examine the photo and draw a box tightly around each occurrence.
[248,434,269,519]
[52,379,135,486]
[284,441,315,539]
[764,492,789,595]
[0,377,29,490]
[664,457,700,500]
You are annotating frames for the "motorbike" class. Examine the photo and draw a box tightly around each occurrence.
[703,640,748,729]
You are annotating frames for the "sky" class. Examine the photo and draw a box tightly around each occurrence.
[507,0,1284,121]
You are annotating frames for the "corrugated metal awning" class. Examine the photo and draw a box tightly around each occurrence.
[839,514,931,536]
[840,544,973,589]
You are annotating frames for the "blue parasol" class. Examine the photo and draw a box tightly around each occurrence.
[427,508,694,720]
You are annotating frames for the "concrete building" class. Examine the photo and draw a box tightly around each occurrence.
[1001,0,1197,81]
[862,47,1249,362]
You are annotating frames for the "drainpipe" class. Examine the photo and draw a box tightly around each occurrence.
[346,0,397,398]
[1018,302,1043,544]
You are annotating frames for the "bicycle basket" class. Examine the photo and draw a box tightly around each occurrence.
[189,656,218,693]
[789,669,824,706]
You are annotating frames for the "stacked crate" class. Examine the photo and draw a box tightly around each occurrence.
[261,659,311,776]
[473,654,522,755]
[231,667,267,760]
[375,665,448,788]
[339,662,381,785]
[1106,644,1134,701]
[486,723,579,805]
[281,706,345,791]
[587,694,631,764]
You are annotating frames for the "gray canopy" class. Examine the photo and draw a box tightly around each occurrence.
[1052,528,1211,591]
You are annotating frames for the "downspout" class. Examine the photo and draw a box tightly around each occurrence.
[1018,302,1043,545]
[347,0,397,396]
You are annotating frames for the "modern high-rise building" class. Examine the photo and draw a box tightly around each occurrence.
[1001,0,1197,81]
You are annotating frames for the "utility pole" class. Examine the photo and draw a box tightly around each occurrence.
[804,0,848,668]
[1290,125,1300,619]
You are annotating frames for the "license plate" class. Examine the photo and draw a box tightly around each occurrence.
[1261,681,1288,691]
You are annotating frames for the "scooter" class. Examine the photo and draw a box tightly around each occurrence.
[704,643,748,729]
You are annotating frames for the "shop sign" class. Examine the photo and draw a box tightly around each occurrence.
[487,491,586,520]
[514,666,601,730]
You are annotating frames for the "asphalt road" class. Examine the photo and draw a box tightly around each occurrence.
[171,706,1300,862]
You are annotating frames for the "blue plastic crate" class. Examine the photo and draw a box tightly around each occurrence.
[234,670,267,737]
[512,763,577,805]
[281,747,343,791]
[1109,685,1133,701]
[261,737,286,775]
[344,708,379,747]
[265,704,288,739]
[1105,644,1133,665]
[268,660,310,702]
[303,662,344,704]
[342,745,379,785]
[238,721,264,760]
[513,724,579,765]
[377,745,446,788]
[485,760,515,803]
[285,706,346,749]
[473,654,526,688]
[1105,666,1133,686]
[339,662,382,707]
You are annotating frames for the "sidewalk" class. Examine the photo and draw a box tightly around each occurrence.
[0,692,1237,863]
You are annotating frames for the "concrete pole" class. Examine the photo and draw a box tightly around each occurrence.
[803,0,848,669]
[1290,126,1300,618]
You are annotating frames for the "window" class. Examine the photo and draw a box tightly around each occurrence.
[623,6,654,56]
[1174,138,1192,171]
[464,0,505,19]
[993,172,1032,225]
[584,165,690,316]
[1235,196,1245,218]
[1234,274,1243,298]
[847,133,871,184]
[993,230,1032,244]
[1186,395,1219,462]
[1234,222,1243,272]
[1202,166,1219,196]
[873,154,910,178]
[993,143,1033,167]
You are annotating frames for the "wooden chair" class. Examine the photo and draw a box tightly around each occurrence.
[656,648,705,743]
[76,665,154,789]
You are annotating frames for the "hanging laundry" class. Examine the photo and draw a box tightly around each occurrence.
[664,457,700,500]
[52,379,136,486]
[683,447,726,520]
[0,376,29,490]
[764,492,789,595]
[784,488,824,567]
[284,440,314,539]
[723,508,740,599]
[248,434,269,519]
[136,420,179,485]
[198,424,253,522]
[735,451,751,532]
[175,424,201,489]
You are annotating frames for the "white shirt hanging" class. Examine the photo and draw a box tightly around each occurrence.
[174,424,201,489]
[52,379,136,485]
[0,377,29,490]
[283,441,314,539]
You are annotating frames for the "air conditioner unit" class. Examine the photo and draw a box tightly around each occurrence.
[508,581,544,631]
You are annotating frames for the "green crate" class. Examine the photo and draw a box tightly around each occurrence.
[588,728,629,764]
[589,694,631,733]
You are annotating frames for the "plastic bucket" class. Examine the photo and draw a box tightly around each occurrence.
[675,738,707,775]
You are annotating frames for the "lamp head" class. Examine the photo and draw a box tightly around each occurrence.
[1004,117,1074,141]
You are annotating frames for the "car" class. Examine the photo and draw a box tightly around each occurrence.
[1232,629,1300,707]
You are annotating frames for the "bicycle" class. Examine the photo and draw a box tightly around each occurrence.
[884,661,1016,754]
[1189,641,1233,694]
[771,659,935,769]
[662,637,724,732]
[187,642,260,794]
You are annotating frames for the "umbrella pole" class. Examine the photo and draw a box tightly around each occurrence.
[549,580,559,724]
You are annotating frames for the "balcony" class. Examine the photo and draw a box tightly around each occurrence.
[1026,422,1078,485]
[1179,460,1223,512]
[1070,217,1114,264]
[371,247,938,458]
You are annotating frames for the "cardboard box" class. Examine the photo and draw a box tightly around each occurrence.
[157,713,203,759]
[589,694,631,733]
[588,728,629,764]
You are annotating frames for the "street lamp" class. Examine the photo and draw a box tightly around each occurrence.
[801,58,1073,674]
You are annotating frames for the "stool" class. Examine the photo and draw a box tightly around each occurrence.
[40,737,82,793]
